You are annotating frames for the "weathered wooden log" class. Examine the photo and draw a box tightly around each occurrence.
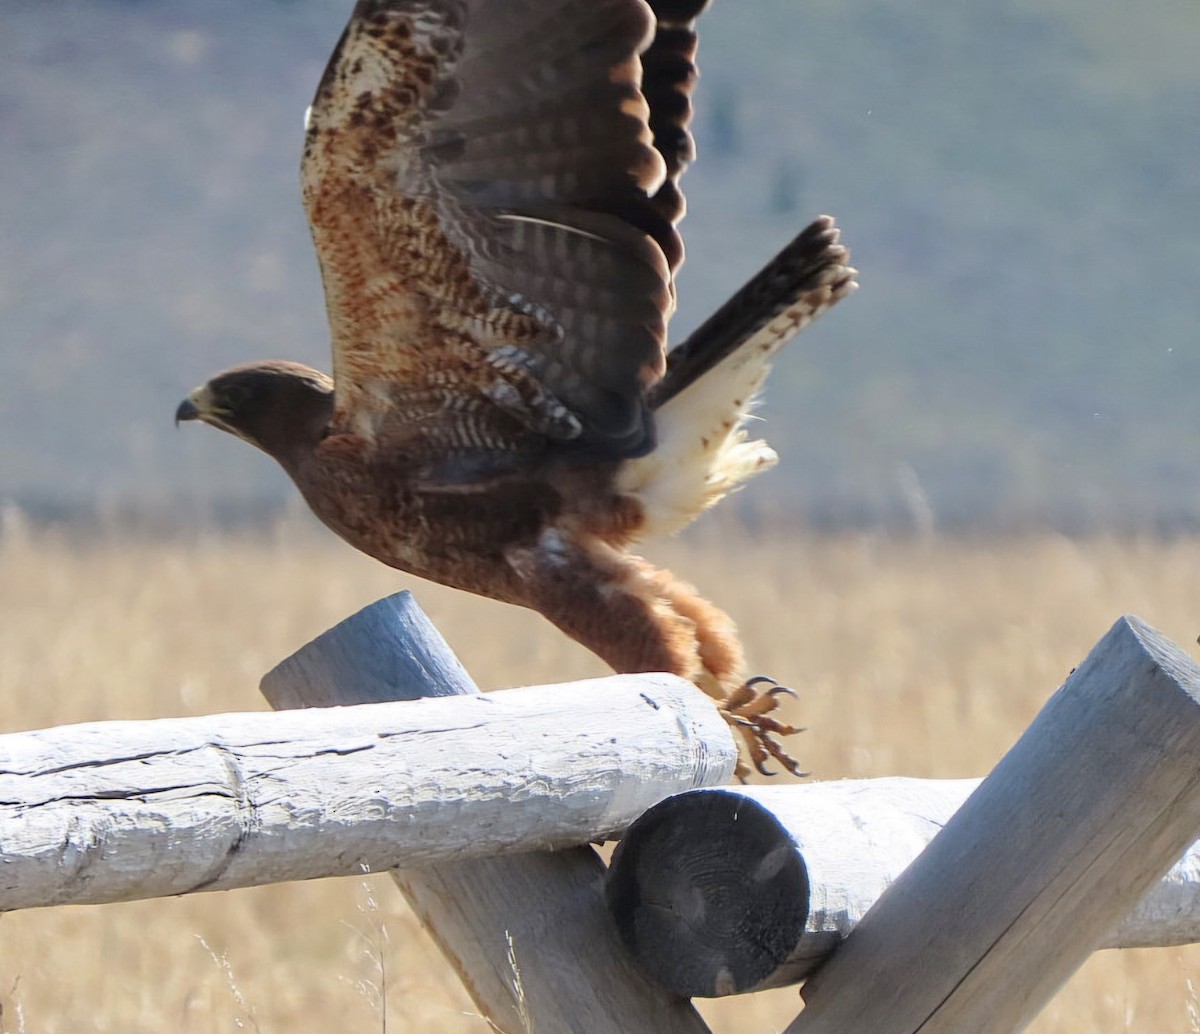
[260,591,721,1034]
[607,778,1200,997]
[782,615,1200,1034]
[0,676,732,910]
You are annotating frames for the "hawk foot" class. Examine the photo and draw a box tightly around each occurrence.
[720,676,806,779]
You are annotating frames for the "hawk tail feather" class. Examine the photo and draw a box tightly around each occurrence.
[651,215,855,406]
[617,215,857,539]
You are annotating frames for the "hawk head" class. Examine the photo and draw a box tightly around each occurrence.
[176,360,334,464]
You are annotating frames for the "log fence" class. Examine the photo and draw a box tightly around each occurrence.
[3,593,1199,1032]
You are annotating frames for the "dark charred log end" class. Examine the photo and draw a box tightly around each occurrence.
[606,789,809,998]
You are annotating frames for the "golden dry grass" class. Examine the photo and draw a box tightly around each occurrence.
[1,518,1198,1032]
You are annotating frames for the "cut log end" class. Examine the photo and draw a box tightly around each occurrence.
[607,788,809,997]
[260,590,479,708]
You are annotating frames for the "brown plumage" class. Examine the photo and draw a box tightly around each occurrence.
[177,0,857,775]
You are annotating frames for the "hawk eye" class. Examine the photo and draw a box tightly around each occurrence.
[221,383,250,408]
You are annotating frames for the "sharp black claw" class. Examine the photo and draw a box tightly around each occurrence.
[744,675,799,699]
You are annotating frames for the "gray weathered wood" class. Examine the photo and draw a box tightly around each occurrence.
[260,592,719,1034]
[607,777,1200,996]
[1112,837,1200,949]
[0,676,733,910]
[782,615,1200,1034]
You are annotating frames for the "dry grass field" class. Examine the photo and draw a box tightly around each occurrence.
[1,519,1198,1033]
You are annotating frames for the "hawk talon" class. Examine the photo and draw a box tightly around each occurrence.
[721,677,806,779]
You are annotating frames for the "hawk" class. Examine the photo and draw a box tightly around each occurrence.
[176,0,856,775]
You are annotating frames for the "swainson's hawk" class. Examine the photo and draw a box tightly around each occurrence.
[177,0,856,774]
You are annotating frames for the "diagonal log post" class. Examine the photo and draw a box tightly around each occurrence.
[260,591,722,1034]
[781,615,1200,1034]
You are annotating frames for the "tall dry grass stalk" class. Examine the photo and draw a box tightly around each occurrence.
[1,518,1198,1032]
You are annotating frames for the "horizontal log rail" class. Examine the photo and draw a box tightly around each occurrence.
[0,674,734,910]
[607,778,1200,995]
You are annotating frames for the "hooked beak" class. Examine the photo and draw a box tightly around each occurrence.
[174,386,210,427]
[174,397,200,426]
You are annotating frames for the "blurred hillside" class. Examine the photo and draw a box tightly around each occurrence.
[2,0,1198,531]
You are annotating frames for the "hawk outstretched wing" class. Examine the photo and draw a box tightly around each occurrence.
[302,0,708,471]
